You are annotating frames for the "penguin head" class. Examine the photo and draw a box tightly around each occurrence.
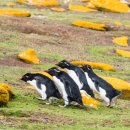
[56,60,71,69]
[47,67,60,76]
[81,65,93,73]
[21,73,35,82]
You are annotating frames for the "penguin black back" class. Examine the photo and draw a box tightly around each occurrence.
[47,67,83,106]
[56,60,95,98]
[21,73,61,99]
[82,65,122,107]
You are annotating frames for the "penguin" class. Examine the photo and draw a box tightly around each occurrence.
[47,67,83,107]
[56,60,95,98]
[81,65,122,107]
[21,73,61,104]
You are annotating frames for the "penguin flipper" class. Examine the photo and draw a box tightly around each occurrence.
[62,78,82,105]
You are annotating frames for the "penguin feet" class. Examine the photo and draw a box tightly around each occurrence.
[36,97,46,101]
[71,102,79,106]
[105,102,111,107]
[59,104,67,108]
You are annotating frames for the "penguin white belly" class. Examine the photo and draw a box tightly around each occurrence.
[66,69,83,90]
[84,73,98,93]
[99,87,109,104]
[53,76,68,101]
[27,80,47,100]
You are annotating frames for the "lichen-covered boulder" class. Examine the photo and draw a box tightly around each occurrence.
[80,90,100,109]
[101,76,130,100]
[18,49,40,64]
[71,61,115,71]
[69,5,96,12]
[0,9,31,17]
[72,20,109,31]
[0,83,15,106]
[17,0,60,6]
[0,83,15,100]
[0,87,9,106]
[116,49,130,58]
[113,36,128,46]
[91,0,130,13]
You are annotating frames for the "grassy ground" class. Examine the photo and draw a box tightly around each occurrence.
[0,0,130,130]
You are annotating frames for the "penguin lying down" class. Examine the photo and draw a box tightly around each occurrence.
[21,73,62,104]
[81,65,122,107]
[47,67,83,107]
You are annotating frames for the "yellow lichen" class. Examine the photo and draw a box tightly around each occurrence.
[116,49,130,58]
[69,5,96,12]
[0,83,15,100]
[71,61,115,71]
[101,76,130,100]
[114,21,123,26]
[17,0,60,6]
[86,2,96,9]
[18,49,39,64]
[81,0,91,2]
[90,0,130,13]
[80,90,100,109]
[0,9,31,17]
[6,2,16,7]
[72,20,109,31]
[51,7,65,12]
[0,86,9,105]
[112,36,128,46]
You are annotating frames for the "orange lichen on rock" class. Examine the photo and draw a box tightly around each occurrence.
[0,83,15,100]
[81,0,91,2]
[0,9,31,17]
[17,0,60,6]
[51,7,65,12]
[90,0,130,13]
[80,90,100,109]
[116,49,130,58]
[69,5,96,12]
[0,87,9,106]
[112,36,128,46]
[18,49,40,64]
[6,2,16,7]
[101,76,130,100]
[0,83,14,106]
[72,20,109,31]
[71,61,115,71]
[86,2,96,9]
[114,21,123,26]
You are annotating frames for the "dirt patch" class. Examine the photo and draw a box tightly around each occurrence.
[121,119,130,127]
[29,112,75,125]
[0,55,32,67]
[0,111,75,125]
[0,16,117,46]
[101,119,115,127]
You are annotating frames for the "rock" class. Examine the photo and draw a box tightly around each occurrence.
[18,49,40,64]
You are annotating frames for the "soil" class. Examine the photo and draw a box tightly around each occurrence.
[0,56,31,67]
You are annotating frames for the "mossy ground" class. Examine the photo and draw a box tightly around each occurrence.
[0,0,130,130]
